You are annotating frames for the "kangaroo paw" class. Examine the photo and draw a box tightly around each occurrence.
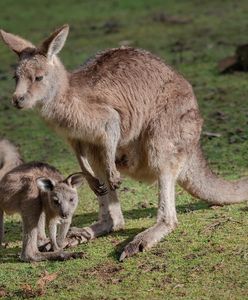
[87,177,108,196]
[119,223,176,261]
[109,170,122,190]
[119,236,148,261]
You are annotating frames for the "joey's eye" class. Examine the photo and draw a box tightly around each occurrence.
[53,199,60,206]
[69,198,74,203]
[35,76,43,82]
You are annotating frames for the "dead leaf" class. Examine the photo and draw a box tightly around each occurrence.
[211,262,224,271]
[0,288,6,298]
[218,56,238,73]
[102,20,120,34]
[210,205,222,210]
[20,284,41,298]
[36,271,58,293]
[173,283,185,289]
[153,12,191,24]
[184,253,198,260]
[211,111,227,121]
[138,200,149,209]
[203,131,222,138]
[202,217,241,235]
[218,44,248,73]
[119,40,133,47]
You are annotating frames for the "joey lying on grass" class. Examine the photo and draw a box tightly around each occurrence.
[0,139,84,262]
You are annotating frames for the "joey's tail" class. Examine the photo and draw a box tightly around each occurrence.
[178,145,248,205]
[0,139,23,181]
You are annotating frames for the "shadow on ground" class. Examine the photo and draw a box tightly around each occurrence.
[2,200,210,244]
[0,200,210,262]
[72,200,210,227]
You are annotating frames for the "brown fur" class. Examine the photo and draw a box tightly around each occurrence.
[0,139,84,262]
[1,25,248,260]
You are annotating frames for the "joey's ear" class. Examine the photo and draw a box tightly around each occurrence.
[36,177,55,192]
[65,172,84,189]
[39,24,69,59]
[0,29,35,56]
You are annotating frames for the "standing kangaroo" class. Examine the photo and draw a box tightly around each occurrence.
[1,25,248,261]
[0,139,84,262]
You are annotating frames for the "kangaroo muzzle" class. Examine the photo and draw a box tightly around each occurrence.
[12,94,25,109]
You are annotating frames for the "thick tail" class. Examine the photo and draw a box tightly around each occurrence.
[0,139,23,181]
[178,145,248,205]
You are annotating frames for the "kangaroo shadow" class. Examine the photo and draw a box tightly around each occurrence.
[0,201,210,262]
[72,200,209,227]
[0,220,24,263]
[0,246,21,263]
[72,200,210,260]
[1,220,22,244]
[2,201,209,244]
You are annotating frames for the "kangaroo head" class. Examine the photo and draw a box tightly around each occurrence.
[36,172,84,219]
[0,25,69,110]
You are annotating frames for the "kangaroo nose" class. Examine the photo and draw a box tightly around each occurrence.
[61,212,69,219]
[12,94,25,108]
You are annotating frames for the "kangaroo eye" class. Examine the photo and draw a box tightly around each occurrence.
[35,76,43,82]
[69,198,74,203]
[13,74,19,82]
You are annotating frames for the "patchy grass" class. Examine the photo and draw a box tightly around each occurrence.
[0,0,248,299]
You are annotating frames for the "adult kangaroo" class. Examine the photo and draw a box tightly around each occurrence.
[1,25,247,260]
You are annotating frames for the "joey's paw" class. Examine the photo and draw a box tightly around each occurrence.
[119,237,148,261]
[57,239,68,249]
[109,171,122,190]
[58,251,86,261]
[88,177,108,196]
[66,227,93,248]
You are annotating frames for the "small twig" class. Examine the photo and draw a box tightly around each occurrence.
[202,217,241,235]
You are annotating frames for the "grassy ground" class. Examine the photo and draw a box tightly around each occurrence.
[0,0,248,299]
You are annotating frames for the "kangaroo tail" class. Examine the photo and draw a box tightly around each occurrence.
[0,139,23,181]
[178,145,248,205]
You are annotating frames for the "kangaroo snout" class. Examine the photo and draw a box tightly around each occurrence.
[12,94,25,109]
[61,212,69,219]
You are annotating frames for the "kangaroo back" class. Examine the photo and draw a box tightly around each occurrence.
[0,139,23,181]
[0,139,22,245]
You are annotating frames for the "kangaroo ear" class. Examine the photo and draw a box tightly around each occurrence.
[39,24,69,59]
[0,29,35,56]
[65,172,84,189]
[36,177,55,192]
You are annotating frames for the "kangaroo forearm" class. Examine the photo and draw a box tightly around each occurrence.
[68,139,95,178]
[57,221,71,248]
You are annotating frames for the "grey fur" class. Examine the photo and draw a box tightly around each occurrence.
[0,139,84,262]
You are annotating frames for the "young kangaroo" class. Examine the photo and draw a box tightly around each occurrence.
[0,139,84,262]
[1,25,248,261]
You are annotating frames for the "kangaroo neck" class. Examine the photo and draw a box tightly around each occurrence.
[39,58,70,120]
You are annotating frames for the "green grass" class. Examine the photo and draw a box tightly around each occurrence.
[0,0,248,299]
